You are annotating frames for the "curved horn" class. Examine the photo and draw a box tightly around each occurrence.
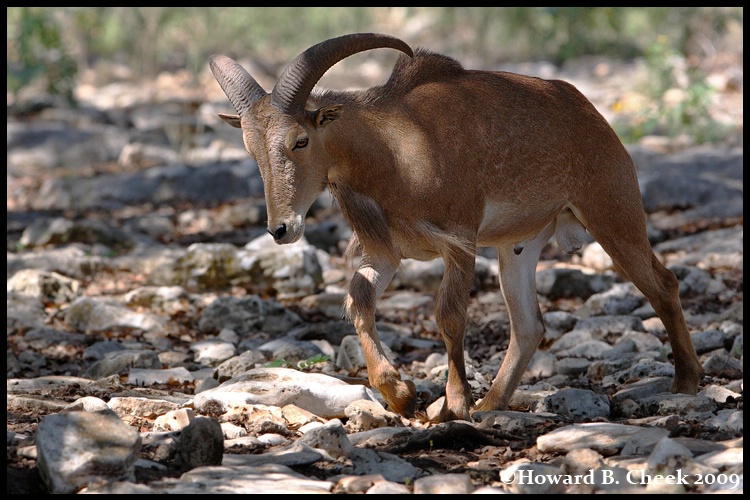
[209,54,268,117]
[271,33,413,114]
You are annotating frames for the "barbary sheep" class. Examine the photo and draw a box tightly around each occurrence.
[209,33,702,421]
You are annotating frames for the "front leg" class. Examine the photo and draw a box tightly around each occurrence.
[436,246,477,422]
[345,255,417,417]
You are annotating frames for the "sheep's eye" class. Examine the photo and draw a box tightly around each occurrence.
[294,137,309,150]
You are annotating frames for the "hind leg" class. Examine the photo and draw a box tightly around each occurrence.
[571,200,703,394]
[473,222,555,413]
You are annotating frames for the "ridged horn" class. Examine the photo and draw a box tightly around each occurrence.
[271,33,413,114]
[209,54,268,117]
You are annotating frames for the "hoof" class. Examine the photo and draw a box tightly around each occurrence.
[672,366,703,395]
[437,394,474,422]
[671,378,700,395]
[438,404,471,422]
[471,395,508,415]
[383,379,417,418]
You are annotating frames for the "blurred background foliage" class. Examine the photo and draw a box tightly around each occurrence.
[6,7,743,144]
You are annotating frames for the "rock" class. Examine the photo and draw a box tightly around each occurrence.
[563,447,604,475]
[524,350,557,379]
[572,315,646,337]
[22,327,87,355]
[334,474,388,494]
[638,148,743,213]
[346,448,420,484]
[281,404,323,430]
[127,367,193,386]
[702,351,743,378]
[81,480,156,494]
[7,246,104,282]
[36,161,262,211]
[190,338,237,366]
[19,217,134,249]
[154,461,334,493]
[500,460,565,494]
[344,399,403,432]
[472,485,508,494]
[669,265,720,297]
[348,427,417,448]
[699,384,741,403]
[537,423,669,456]
[654,227,743,270]
[611,377,674,402]
[7,375,96,394]
[535,267,614,300]
[193,368,380,418]
[83,349,162,379]
[140,431,180,462]
[118,142,181,167]
[414,473,474,494]
[64,396,110,413]
[224,441,325,468]
[298,292,348,319]
[8,394,69,415]
[241,234,324,299]
[730,332,743,358]
[646,436,693,471]
[391,256,496,292]
[215,349,266,381]
[7,268,81,304]
[224,435,264,453]
[619,330,663,352]
[36,411,141,494]
[197,295,303,336]
[543,388,610,421]
[336,334,395,371]
[163,242,246,291]
[553,357,591,376]
[107,396,184,419]
[637,393,717,416]
[365,480,413,494]
[7,290,52,329]
[509,388,557,412]
[579,283,644,316]
[556,340,613,359]
[257,337,324,362]
[379,289,434,312]
[65,297,166,334]
[691,329,735,354]
[153,408,195,432]
[124,285,192,314]
[176,416,224,471]
[543,310,579,332]
[474,410,562,433]
[581,242,613,271]
[704,410,743,434]
[298,419,353,459]
[548,329,594,353]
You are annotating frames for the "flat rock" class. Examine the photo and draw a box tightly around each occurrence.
[537,422,669,456]
[193,367,380,418]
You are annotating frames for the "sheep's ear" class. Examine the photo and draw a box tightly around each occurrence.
[314,105,343,127]
[218,113,242,128]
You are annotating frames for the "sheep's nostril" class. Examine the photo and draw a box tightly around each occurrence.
[269,224,287,240]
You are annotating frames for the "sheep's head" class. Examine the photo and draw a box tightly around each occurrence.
[209,33,413,244]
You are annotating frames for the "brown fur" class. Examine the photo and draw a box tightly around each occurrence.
[211,38,703,422]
